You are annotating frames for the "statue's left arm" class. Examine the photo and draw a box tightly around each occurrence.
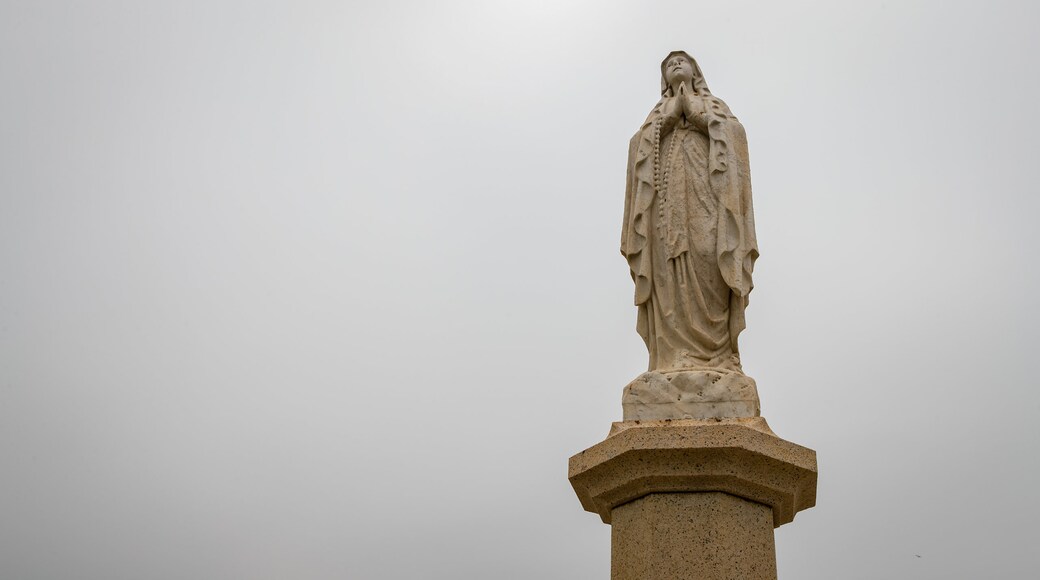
[705,96,759,300]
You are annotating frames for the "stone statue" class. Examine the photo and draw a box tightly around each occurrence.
[621,51,761,420]
[571,54,818,578]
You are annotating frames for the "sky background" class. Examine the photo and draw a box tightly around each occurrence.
[2,1,1039,578]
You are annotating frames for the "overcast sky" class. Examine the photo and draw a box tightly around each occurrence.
[2,1,1039,578]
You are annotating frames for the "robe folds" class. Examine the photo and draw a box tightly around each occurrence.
[621,94,759,372]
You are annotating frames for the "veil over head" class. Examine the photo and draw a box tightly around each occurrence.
[660,50,711,96]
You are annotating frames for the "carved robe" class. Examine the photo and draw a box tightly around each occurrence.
[621,65,758,372]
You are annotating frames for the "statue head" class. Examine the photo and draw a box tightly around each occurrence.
[660,51,710,97]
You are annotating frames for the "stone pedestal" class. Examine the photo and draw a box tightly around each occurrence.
[622,369,761,420]
[569,418,816,580]
[613,492,776,579]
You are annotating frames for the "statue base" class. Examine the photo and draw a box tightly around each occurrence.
[622,369,760,420]
[569,418,817,580]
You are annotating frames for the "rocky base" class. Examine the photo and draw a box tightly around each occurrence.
[622,369,760,420]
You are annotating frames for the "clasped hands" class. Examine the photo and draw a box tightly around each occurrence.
[662,83,706,129]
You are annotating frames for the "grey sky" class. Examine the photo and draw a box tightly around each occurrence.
[1,1,1038,578]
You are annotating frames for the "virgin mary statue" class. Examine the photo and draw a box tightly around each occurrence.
[621,51,761,420]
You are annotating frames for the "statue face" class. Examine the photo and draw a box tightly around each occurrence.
[664,55,694,87]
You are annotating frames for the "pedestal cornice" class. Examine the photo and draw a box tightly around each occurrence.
[568,417,817,527]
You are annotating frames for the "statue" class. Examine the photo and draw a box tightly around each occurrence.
[621,51,761,420]
[570,54,818,579]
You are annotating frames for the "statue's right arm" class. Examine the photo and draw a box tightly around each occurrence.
[622,134,639,256]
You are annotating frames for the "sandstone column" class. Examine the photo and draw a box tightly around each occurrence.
[569,418,816,580]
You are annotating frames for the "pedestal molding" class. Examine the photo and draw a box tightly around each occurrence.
[569,419,817,527]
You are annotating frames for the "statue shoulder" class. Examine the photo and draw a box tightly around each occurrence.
[703,94,737,120]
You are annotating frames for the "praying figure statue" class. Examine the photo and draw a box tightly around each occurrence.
[620,51,761,420]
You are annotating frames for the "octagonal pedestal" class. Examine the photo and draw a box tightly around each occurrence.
[569,417,817,580]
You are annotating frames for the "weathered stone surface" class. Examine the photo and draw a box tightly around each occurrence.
[569,418,816,527]
[612,492,776,580]
[622,369,760,420]
[622,51,758,382]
